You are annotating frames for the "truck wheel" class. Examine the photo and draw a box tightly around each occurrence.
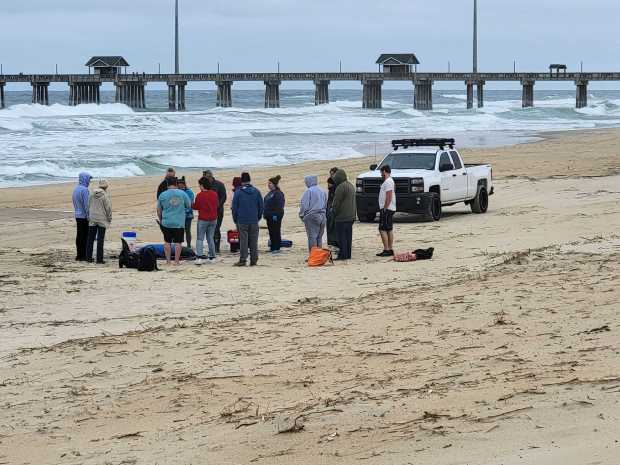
[358,211,376,223]
[471,186,489,213]
[424,193,442,221]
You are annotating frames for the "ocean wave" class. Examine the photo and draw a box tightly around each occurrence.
[3,90,620,187]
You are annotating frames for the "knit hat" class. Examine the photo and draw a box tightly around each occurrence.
[98,179,109,189]
[269,175,281,187]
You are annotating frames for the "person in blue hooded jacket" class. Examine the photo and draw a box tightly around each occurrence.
[72,172,92,261]
[232,172,263,266]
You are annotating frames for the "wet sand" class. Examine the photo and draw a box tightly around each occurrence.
[0,129,619,464]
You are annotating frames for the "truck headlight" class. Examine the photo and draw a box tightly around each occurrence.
[411,177,424,193]
[356,179,363,193]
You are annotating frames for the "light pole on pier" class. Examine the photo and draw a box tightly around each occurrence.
[174,0,180,74]
[473,0,478,73]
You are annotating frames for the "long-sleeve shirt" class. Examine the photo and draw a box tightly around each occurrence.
[192,190,219,221]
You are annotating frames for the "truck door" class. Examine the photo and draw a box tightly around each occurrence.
[449,150,468,200]
[438,152,457,202]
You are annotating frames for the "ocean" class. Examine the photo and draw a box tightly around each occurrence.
[1,88,620,187]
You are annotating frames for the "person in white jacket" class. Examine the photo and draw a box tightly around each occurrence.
[86,179,112,264]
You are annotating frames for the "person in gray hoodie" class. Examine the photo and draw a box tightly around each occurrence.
[72,172,92,261]
[86,179,112,264]
[299,175,327,251]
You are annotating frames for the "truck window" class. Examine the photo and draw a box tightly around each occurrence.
[439,152,454,171]
[379,152,437,170]
[450,151,463,169]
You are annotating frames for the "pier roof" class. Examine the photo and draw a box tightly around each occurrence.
[376,54,419,65]
[85,56,129,68]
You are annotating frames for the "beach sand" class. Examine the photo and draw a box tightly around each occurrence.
[0,129,619,464]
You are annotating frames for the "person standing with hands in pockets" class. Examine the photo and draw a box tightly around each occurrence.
[377,165,396,257]
[263,175,285,253]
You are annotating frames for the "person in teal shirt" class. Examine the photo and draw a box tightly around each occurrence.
[178,176,195,249]
[157,177,191,265]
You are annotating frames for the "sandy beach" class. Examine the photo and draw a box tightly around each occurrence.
[1,129,619,465]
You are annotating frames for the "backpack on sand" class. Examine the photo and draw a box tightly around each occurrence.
[307,247,333,267]
[138,247,158,272]
[119,238,141,269]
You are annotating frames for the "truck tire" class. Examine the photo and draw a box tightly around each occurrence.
[424,193,442,221]
[358,211,376,223]
[470,186,489,213]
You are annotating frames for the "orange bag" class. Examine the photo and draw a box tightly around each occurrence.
[307,247,333,267]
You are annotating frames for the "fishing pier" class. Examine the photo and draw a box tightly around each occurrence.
[2,70,618,111]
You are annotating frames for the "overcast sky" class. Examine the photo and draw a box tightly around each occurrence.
[1,0,619,88]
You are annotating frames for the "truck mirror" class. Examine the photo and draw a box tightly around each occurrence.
[370,164,378,171]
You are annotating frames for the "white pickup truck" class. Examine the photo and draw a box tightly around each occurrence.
[355,138,493,221]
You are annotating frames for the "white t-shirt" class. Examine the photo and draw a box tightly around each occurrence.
[379,177,396,211]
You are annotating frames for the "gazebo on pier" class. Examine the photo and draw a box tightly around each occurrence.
[376,53,420,75]
[85,56,129,77]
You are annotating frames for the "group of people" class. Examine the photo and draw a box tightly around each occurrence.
[72,162,398,266]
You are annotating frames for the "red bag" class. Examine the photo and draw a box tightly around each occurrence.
[227,229,240,253]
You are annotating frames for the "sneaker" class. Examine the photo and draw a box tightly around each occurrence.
[96,261,106,265]
[270,249,281,254]
[194,258,203,265]
[233,261,246,267]
[249,262,258,266]
[387,250,395,256]
[205,258,216,265]
[376,250,391,257]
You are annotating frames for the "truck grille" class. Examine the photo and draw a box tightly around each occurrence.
[362,178,410,194]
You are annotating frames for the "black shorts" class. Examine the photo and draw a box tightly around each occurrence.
[379,209,395,232]
[162,226,185,244]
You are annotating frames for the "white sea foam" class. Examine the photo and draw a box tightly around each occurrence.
[2,92,620,187]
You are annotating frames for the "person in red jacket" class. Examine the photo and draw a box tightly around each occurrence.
[192,177,220,264]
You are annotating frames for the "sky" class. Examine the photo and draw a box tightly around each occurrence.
[1,0,619,89]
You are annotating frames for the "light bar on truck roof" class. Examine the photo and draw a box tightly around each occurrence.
[392,138,456,150]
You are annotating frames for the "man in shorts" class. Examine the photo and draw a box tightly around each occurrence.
[377,165,396,257]
[157,176,191,265]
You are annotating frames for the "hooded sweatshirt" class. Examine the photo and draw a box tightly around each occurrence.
[232,183,264,225]
[72,172,92,219]
[331,169,356,222]
[299,175,327,219]
[89,188,113,228]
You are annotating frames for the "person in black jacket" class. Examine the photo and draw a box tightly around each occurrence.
[157,167,176,199]
[203,169,227,253]
[263,175,285,253]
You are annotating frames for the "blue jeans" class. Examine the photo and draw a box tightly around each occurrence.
[196,219,217,258]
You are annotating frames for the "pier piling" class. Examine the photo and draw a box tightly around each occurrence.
[70,82,101,105]
[414,79,433,110]
[362,79,383,109]
[31,82,49,105]
[0,82,5,109]
[264,80,281,108]
[576,80,588,109]
[177,81,186,111]
[114,81,146,109]
[522,79,535,108]
[168,83,177,111]
[477,80,485,108]
[216,80,233,107]
[466,81,474,109]
[314,80,330,105]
